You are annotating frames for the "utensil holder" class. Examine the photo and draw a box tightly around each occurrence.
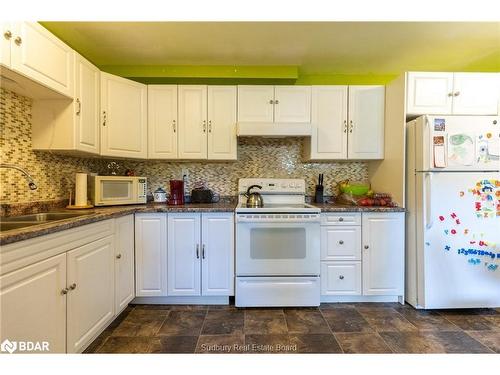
[314,185,324,204]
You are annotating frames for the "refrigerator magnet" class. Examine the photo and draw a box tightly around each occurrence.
[433,136,446,168]
[434,118,446,131]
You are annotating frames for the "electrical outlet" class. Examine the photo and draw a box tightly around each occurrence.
[181,168,189,180]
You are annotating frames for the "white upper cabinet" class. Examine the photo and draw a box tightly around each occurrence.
[274,86,312,123]
[238,85,274,122]
[74,53,100,154]
[238,85,311,123]
[66,236,115,354]
[167,213,202,296]
[1,22,12,67]
[305,85,384,160]
[148,85,178,159]
[0,253,67,353]
[201,213,235,296]
[406,72,454,115]
[207,86,237,160]
[307,86,348,159]
[452,73,499,115]
[406,72,499,115]
[100,72,147,158]
[362,212,404,296]
[114,215,135,314]
[10,22,74,98]
[178,85,208,159]
[348,85,385,159]
[135,214,168,297]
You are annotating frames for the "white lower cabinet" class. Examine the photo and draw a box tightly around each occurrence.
[167,212,234,297]
[321,262,361,296]
[320,212,404,300]
[362,212,405,296]
[114,215,135,314]
[135,213,168,296]
[0,253,67,353]
[167,213,202,296]
[66,235,115,353]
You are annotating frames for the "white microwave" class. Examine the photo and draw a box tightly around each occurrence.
[89,176,147,206]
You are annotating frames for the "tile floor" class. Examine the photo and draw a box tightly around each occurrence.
[84,303,500,354]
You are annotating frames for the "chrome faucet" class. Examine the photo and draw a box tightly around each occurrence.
[0,163,38,190]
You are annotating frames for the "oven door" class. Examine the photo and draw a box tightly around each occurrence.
[236,215,320,276]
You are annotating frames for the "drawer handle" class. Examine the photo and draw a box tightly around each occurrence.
[339,275,344,280]
[338,240,344,245]
[338,217,344,222]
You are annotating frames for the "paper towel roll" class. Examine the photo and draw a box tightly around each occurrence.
[75,173,88,207]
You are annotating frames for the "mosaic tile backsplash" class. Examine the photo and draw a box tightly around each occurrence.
[1,88,368,204]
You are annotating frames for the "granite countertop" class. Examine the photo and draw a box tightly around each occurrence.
[1,200,405,246]
[0,201,237,246]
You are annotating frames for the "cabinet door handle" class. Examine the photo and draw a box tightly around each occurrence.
[196,244,200,259]
[448,92,454,97]
[172,119,176,133]
[76,98,81,115]
[3,30,12,40]
[364,245,369,250]
[339,275,344,280]
[343,120,347,133]
[349,120,353,133]
[116,253,122,259]
[69,283,77,291]
[202,244,206,259]
[203,120,206,133]
[102,111,107,126]
[338,240,344,245]
[453,91,460,97]
[60,288,69,295]
[208,120,212,133]
[269,99,274,104]
[14,36,22,46]
[275,100,279,104]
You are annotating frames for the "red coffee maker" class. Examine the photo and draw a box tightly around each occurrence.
[168,179,184,205]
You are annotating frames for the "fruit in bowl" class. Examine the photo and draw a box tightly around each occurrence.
[338,180,371,196]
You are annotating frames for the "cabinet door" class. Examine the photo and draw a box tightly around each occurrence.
[67,236,114,353]
[135,214,167,296]
[321,261,361,296]
[452,73,499,115]
[320,225,361,261]
[0,22,12,67]
[274,86,311,123]
[11,22,74,97]
[148,85,178,158]
[201,213,234,296]
[100,72,147,158]
[237,85,274,122]
[347,85,385,160]
[167,213,201,296]
[178,85,207,159]
[74,53,100,154]
[0,253,67,353]
[114,215,135,315]
[406,72,454,115]
[362,213,404,296]
[309,86,348,159]
[207,86,237,160]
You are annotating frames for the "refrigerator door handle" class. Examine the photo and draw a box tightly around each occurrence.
[425,172,433,229]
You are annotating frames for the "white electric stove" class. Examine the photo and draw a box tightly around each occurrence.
[235,178,321,307]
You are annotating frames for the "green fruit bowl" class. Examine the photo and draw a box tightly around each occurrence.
[340,183,370,196]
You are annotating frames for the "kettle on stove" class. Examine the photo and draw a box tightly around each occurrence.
[245,185,264,208]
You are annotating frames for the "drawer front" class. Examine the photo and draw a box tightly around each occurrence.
[321,226,361,261]
[321,262,361,296]
[321,213,361,226]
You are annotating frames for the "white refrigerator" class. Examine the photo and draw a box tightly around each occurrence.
[406,115,500,309]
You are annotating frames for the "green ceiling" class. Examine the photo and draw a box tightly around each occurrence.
[41,22,500,84]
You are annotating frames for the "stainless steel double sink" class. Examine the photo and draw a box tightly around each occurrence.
[0,211,95,232]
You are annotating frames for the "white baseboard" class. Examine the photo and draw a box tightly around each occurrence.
[132,296,230,305]
[320,295,403,304]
